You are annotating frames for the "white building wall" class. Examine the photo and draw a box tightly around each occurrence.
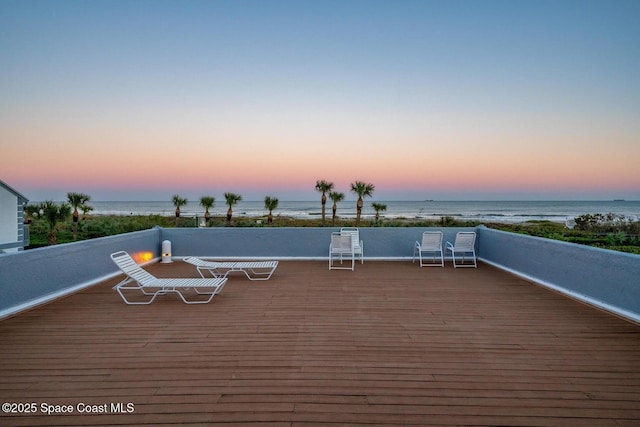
[0,188,19,253]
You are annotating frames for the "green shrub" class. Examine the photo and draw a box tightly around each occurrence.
[24,212,640,255]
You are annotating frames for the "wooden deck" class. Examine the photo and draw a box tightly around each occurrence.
[1,260,639,426]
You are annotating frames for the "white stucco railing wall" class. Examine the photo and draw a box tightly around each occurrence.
[476,226,640,324]
[158,227,473,260]
[0,226,472,319]
[1,226,638,323]
[0,228,160,319]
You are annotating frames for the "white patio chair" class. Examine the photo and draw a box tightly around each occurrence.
[413,231,444,267]
[329,232,356,270]
[183,257,278,280]
[445,232,477,268]
[340,227,364,264]
[111,251,227,304]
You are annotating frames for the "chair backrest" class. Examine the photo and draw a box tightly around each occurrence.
[340,227,361,247]
[331,233,354,253]
[111,251,157,286]
[454,232,476,250]
[421,231,443,250]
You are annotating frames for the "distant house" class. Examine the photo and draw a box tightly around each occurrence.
[0,180,29,253]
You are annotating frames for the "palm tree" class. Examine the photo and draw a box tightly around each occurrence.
[264,196,279,225]
[329,191,345,226]
[80,204,93,220]
[172,195,188,226]
[200,196,215,226]
[350,181,375,227]
[224,192,242,225]
[40,201,71,245]
[372,202,387,223]
[315,180,334,226]
[67,192,91,240]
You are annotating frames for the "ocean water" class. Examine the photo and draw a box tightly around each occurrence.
[85,200,640,224]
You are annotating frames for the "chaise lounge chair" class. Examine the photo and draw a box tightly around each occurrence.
[183,257,279,280]
[413,231,444,267]
[111,251,227,304]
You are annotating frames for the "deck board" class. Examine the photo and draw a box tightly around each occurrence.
[1,260,639,426]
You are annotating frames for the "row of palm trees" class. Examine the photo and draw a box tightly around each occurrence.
[316,180,385,227]
[173,193,279,226]
[174,180,385,228]
[32,182,386,245]
[25,192,93,245]
[30,182,387,245]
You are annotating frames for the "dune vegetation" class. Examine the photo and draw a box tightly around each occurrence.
[23,207,640,254]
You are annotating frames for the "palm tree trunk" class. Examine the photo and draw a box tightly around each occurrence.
[72,209,79,240]
[227,208,233,225]
[321,194,327,226]
[332,204,337,226]
[356,198,363,227]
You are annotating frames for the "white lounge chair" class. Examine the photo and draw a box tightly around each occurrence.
[445,232,477,268]
[413,231,444,267]
[340,227,364,264]
[183,257,278,280]
[111,251,227,304]
[329,232,356,270]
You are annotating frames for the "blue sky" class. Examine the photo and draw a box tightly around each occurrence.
[1,0,639,201]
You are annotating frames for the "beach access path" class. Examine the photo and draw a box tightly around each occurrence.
[1,260,639,426]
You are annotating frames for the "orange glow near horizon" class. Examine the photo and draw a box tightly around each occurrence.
[6,147,639,200]
[2,115,639,200]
